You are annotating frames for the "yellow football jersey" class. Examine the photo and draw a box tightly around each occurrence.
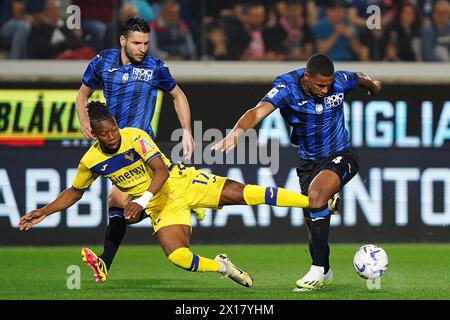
[72,127,171,197]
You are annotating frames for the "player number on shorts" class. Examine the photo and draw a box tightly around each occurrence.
[332,156,343,164]
[192,173,216,185]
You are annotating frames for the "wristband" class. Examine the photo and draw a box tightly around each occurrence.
[132,191,154,208]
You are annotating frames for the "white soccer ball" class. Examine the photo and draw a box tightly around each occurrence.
[353,244,388,280]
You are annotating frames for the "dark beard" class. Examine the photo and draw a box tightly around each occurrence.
[125,47,147,65]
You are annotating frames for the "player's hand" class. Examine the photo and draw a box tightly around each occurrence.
[182,129,195,161]
[369,80,382,96]
[18,210,46,231]
[81,121,95,139]
[212,130,240,153]
[124,202,143,222]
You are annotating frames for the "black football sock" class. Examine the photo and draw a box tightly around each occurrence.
[309,205,331,270]
[305,217,314,261]
[324,245,330,274]
[308,242,330,274]
[99,207,126,270]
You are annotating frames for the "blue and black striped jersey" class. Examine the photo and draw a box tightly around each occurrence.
[82,49,176,139]
[261,68,358,160]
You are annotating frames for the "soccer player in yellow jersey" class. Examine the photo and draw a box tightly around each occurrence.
[19,101,326,288]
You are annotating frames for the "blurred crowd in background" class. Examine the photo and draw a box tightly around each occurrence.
[0,0,449,62]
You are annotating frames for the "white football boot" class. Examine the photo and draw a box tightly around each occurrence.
[293,265,325,292]
[323,268,334,286]
[215,254,253,288]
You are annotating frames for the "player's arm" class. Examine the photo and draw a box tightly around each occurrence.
[77,54,103,139]
[169,85,195,161]
[212,101,276,153]
[18,187,84,231]
[356,72,382,96]
[76,84,96,138]
[124,155,169,221]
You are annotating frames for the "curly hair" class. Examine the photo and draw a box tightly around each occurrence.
[87,101,112,122]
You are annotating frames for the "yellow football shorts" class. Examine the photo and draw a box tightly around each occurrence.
[144,166,227,233]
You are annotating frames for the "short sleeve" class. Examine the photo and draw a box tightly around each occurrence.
[81,55,103,89]
[336,70,359,93]
[260,83,291,110]
[72,160,99,191]
[152,60,176,92]
[133,130,162,163]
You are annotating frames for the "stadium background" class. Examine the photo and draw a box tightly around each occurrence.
[0,1,449,245]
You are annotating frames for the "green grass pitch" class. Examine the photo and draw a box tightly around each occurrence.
[1,244,449,300]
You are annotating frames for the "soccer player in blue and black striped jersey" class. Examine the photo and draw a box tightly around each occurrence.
[75,17,196,282]
[213,54,382,291]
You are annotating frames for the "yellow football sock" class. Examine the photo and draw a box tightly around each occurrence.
[168,247,220,272]
[243,184,309,208]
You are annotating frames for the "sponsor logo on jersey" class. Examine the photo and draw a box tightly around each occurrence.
[324,93,344,108]
[108,164,146,185]
[132,67,153,82]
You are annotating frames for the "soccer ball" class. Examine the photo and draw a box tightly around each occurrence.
[353,244,388,280]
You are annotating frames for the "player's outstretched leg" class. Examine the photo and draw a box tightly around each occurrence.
[157,224,253,288]
[242,184,309,207]
[218,181,309,208]
[218,180,340,212]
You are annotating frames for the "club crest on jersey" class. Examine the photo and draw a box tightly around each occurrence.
[124,152,135,162]
[122,73,129,83]
[315,103,324,114]
[132,67,153,82]
[324,93,344,108]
